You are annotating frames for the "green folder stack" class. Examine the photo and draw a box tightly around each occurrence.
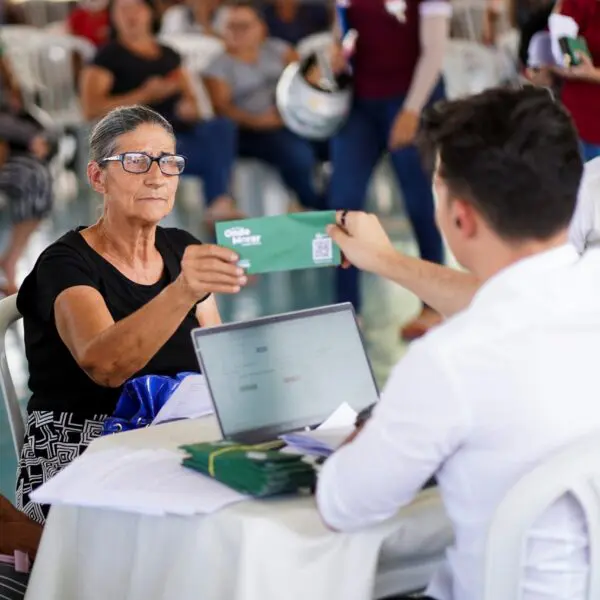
[180,440,316,497]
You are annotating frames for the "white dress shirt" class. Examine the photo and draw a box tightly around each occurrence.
[317,244,600,600]
[570,157,600,253]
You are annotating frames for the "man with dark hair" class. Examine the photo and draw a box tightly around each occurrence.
[317,87,599,600]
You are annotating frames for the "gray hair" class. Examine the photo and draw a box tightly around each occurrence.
[89,105,175,163]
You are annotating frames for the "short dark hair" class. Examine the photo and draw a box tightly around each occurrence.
[417,86,583,241]
[89,105,174,163]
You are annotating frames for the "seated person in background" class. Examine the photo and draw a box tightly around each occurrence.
[263,0,331,46]
[80,0,243,224]
[0,494,42,600]
[317,87,599,600]
[160,0,224,36]
[204,0,325,212]
[0,42,53,296]
[67,0,110,48]
[15,105,248,524]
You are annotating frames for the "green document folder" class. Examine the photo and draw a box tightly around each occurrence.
[181,440,316,497]
[215,211,341,275]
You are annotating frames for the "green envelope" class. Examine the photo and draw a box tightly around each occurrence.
[215,211,341,275]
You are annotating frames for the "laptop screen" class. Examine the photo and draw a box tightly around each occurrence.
[192,304,379,442]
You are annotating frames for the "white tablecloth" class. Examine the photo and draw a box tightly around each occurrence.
[24,418,453,600]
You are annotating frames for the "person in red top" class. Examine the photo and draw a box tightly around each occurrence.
[68,0,110,47]
[552,0,600,161]
[328,0,451,340]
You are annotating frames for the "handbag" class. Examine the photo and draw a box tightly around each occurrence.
[102,372,196,435]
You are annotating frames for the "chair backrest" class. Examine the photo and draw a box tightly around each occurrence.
[483,431,600,600]
[442,39,505,100]
[0,295,24,458]
[160,33,225,73]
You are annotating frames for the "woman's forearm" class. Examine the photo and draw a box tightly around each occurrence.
[215,103,267,129]
[62,280,197,387]
[403,13,450,114]
[82,88,149,121]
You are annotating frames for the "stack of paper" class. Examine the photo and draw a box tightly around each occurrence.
[30,447,246,516]
[280,402,358,457]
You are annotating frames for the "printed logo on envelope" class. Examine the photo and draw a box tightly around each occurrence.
[224,226,262,248]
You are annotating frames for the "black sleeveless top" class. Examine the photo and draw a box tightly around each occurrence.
[17,226,208,417]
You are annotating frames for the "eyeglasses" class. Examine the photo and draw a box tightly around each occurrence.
[100,152,186,176]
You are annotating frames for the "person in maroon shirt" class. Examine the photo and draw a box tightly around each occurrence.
[552,0,600,162]
[328,0,451,340]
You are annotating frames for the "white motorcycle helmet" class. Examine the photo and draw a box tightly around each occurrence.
[276,51,352,141]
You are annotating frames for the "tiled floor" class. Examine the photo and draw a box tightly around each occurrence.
[0,172,425,501]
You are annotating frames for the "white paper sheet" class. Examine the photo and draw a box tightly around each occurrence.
[280,402,358,457]
[548,14,580,66]
[153,374,214,426]
[317,402,358,431]
[31,447,246,516]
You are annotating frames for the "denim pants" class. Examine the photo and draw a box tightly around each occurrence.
[238,127,324,210]
[581,140,600,163]
[176,117,237,206]
[328,81,446,313]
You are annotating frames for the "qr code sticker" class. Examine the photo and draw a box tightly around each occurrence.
[312,237,333,262]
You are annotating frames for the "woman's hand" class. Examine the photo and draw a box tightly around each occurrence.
[175,244,247,303]
[175,97,199,122]
[388,109,420,151]
[253,107,284,130]
[140,75,182,103]
[553,52,600,84]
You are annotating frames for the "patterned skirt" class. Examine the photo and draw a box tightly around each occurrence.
[16,411,108,525]
[0,154,53,223]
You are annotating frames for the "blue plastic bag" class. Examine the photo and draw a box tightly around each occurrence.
[102,372,196,435]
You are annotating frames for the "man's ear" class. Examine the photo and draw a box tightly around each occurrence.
[87,162,107,195]
[451,199,478,238]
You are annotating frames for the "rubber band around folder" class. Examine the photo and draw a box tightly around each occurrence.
[207,440,284,477]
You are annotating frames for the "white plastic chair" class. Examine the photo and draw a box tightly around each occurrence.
[483,431,600,600]
[160,33,225,118]
[160,33,225,73]
[443,39,505,99]
[0,295,24,458]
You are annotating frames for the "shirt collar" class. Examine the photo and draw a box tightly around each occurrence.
[470,244,580,309]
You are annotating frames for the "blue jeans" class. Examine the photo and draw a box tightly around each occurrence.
[176,118,237,206]
[238,127,324,210]
[328,81,446,313]
[581,141,600,162]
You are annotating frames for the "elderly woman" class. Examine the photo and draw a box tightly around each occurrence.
[15,105,247,524]
[80,0,242,224]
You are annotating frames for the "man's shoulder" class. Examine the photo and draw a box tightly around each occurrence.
[413,304,496,362]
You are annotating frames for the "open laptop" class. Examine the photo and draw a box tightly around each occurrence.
[191,303,379,444]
